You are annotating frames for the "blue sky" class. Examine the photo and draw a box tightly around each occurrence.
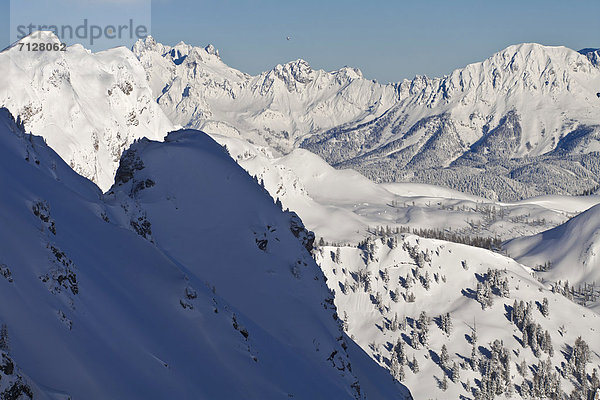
[2,0,599,82]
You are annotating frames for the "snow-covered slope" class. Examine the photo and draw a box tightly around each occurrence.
[505,204,600,287]
[0,108,411,399]
[133,36,398,152]
[0,31,174,190]
[316,234,600,399]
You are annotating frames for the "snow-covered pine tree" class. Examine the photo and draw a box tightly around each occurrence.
[519,359,528,377]
[390,353,403,381]
[411,354,419,373]
[422,271,431,290]
[342,311,349,331]
[417,311,430,346]
[334,248,341,264]
[391,287,400,303]
[440,344,450,370]
[440,312,452,336]
[590,368,599,397]
[390,313,399,331]
[570,336,590,383]
[541,297,549,317]
[410,330,420,349]
[382,267,389,284]
[451,361,460,382]
[394,338,405,365]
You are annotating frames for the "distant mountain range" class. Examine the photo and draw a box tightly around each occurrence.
[3,33,600,200]
[136,38,600,200]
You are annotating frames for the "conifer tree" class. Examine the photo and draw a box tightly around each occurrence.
[411,330,420,349]
[390,353,403,381]
[541,297,549,317]
[451,361,460,383]
[440,344,450,369]
[411,354,419,373]
[394,339,405,365]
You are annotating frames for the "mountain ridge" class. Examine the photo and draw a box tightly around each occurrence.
[131,36,600,200]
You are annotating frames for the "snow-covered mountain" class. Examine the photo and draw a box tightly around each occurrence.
[132,36,399,153]
[303,44,600,200]
[132,37,600,200]
[316,234,600,399]
[0,32,174,190]
[505,204,600,292]
[0,108,411,399]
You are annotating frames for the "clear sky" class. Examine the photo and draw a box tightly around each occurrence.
[2,0,599,83]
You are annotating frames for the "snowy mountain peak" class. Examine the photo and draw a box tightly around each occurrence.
[131,37,398,151]
[336,66,364,81]
[133,37,222,66]
[488,42,595,74]
[270,58,314,87]
[20,30,61,44]
[0,34,174,190]
[204,43,220,58]
[580,48,600,67]
[2,30,61,52]
[132,35,166,56]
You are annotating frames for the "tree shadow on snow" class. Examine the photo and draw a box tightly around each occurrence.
[461,288,477,300]
[504,303,513,322]
[478,345,491,360]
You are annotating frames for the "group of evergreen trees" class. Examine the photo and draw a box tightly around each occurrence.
[368,225,503,251]
[475,340,513,399]
[552,280,599,307]
[475,268,510,309]
[511,299,554,357]
[389,335,422,382]
[437,313,452,336]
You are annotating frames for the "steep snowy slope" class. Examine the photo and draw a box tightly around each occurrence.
[0,109,411,399]
[303,43,600,200]
[0,31,174,190]
[505,204,600,288]
[133,36,399,152]
[316,234,600,399]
